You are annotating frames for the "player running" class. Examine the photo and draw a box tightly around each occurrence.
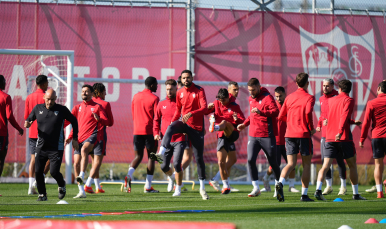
[262,87,300,195]
[25,89,79,201]
[314,80,366,201]
[209,82,241,192]
[154,79,187,196]
[276,73,316,202]
[24,75,50,195]
[207,88,245,194]
[82,83,114,194]
[0,75,24,197]
[151,70,210,200]
[65,84,108,198]
[237,78,282,198]
[124,76,160,193]
[359,81,386,198]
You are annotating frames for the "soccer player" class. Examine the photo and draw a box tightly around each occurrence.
[24,75,50,195]
[359,81,386,198]
[209,82,241,192]
[25,89,79,201]
[65,84,108,198]
[152,70,210,200]
[207,88,245,194]
[276,73,316,202]
[154,79,187,196]
[314,80,366,201]
[262,87,300,195]
[82,83,114,193]
[0,75,24,197]
[237,78,282,198]
[124,76,160,193]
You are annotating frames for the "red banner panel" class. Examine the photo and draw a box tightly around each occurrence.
[195,9,386,164]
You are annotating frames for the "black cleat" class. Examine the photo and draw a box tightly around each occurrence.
[352,194,366,200]
[37,194,47,201]
[275,182,285,202]
[58,181,66,200]
[149,152,163,164]
[314,190,327,201]
[301,195,315,202]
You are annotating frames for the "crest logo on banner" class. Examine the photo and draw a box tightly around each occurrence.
[299,26,375,131]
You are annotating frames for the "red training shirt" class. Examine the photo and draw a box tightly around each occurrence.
[153,97,185,143]
[132,89,159,135]
[243,87,279,138]
[24,88,45,138]
[326,92,354,142]
[278,88,315,138]
[171,83,208,131]
[0,89,22,136]
[275,101,286,145]
[360,93,386,143]
[318,89,339,138]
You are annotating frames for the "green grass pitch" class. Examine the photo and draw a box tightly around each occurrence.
[1,183,386,228]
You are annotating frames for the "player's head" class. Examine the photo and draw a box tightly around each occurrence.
[0,75,5,90]
[181,70,193,88]
[216,88,230,106]
[296,72,309,89]
[228,81,239,98]
[338,80,352,94]
[322,78,334,95]
[274,86,286,104]
[177,76,183,89]
[165,79,177,99]
[247,78,261,99]
[93,83,106,100]
[145,76,158,92]
[44,89,57,109]
[377,81,386,95]
[81,84,94,102]
[36,75,49,91]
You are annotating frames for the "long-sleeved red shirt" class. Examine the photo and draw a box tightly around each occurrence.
[0,89,22,136]
[275,101,286,145]
[24,89,45,138]
[171,83,208,131]
[318,89,339,138]
[326,92,354,142]
[278,88,315,138]
[67,100,108,143]
[207,99,245,138]
[132,89,159,135]
[93,97,114,140]
[153,97,185,143]
[243,87,279,138]
[360,93,386,143]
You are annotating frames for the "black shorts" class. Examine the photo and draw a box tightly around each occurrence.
[217,131,239,152]
[276,145,287,166]
[162,141,187,173]
[133,135,157,151]
[371,138,386,159]
[0,135,8,151]
[324,141,356,159]
[29,138,37,155]
[74,133,98,155]
[285,137,313,156]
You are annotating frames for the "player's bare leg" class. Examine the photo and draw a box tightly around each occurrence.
[28,154,38,195]
[73,154,86,198]
[176,148,192,191]
[226,150,238,191]
[145,147,158,193]
[78,142,94,184]
[374,157,384,198]
[314,157,333,201]
[277,154,298,201]
[85,155,104,193]
[345,155,365,200]
[217,148,230,194]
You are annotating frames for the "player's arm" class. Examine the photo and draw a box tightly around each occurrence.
[153,103,162,140]
[171,92,182,123]
[190,89,208,117]
[5,95,23,135]
[359,102,373,146]
[234,104,245,124]
[65,106,78,140]
[277,100,288,122]
[337,98,354,136]
[259,96,279,117]
[305,96,316,133]
[206,101,215,115]
[237,115,250,131]
[106,102,114,127]
[25,105,37,128]
[95,106,109,126]
[317,98,324,131]
[63,106,79,141]
[24,96,30,120]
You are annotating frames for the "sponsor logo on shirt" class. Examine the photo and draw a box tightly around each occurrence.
[228,109,231,113]
[54,111,59,116]
[192,94,196,98]
[91,108,95,112]
[163,106,167,109]
[180,93,184,98]
[250,101,252,104]
[79,106,82,112]
[259,100,262,104]
[39,111,43,114]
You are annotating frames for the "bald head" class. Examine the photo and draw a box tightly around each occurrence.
[44,89,57,109]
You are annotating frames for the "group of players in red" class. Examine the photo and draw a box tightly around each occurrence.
[0,70,385,202]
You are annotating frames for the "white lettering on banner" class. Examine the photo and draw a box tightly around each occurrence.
[300,26,375,132]
[8,65,27,100]
[131,68,148,100]
[160,68,176,99]
[102,67,120,102]
[75,66,90,101]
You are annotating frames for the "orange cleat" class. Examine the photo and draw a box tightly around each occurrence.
[221,188,231,195]
[124,176,131,193]
[84,185,95,194]
[377,191,384,198]
[95,188,105,194]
